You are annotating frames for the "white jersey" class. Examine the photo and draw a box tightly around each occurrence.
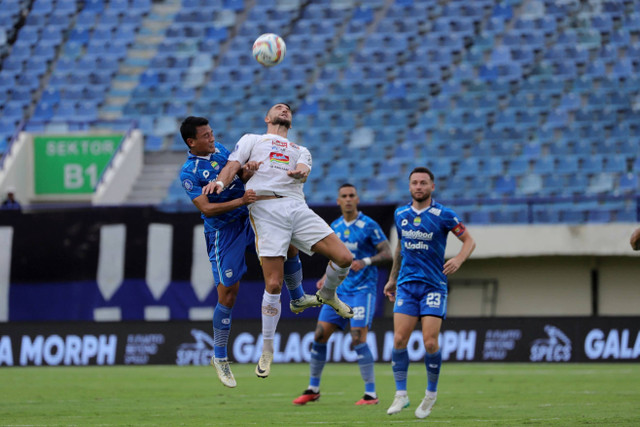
[229,133,312,200]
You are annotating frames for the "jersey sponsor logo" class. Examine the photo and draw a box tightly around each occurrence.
[452,223,466,237]
[289,142,299,149]
[269,152,290,164]
[356,220,366,228]
[428,207,442,216]
[404,241,429,250]
[344,241,358,251]
[401,229,433,240]
[401,219,409,226]
[413,216,422,226]
[273,140,287,148]
[182,179,194,191]
[202,170,210,179]
[530,325,572,362]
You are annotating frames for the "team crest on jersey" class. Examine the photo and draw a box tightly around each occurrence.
[413,216,422,226]
[269,152,290,164]
[182,179,194,191]
[225,269,233,278]
[344,229,350,238]
[396,298,404,307]
[210,161,219,170]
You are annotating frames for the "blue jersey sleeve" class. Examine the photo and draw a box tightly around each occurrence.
[180,168,204,201]
[367,219,388,248]
[441,207,466,237]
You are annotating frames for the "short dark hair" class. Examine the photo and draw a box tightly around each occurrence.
[409,166,435,182]
[339,183,356,191]
[180,116,209,147]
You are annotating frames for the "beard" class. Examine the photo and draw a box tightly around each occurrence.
[411,191,431,203]
[271,116,291,129]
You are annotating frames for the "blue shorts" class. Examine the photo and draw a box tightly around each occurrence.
[318,293,376,330]
[393,282,447,319]
[205,218,255,287]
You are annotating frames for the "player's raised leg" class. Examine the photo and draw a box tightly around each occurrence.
[211,282,239,388]
[256,257,284,378]
[311,234,354,318]
[285,248,321,314]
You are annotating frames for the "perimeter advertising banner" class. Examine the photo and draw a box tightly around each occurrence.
[1,317,638,367]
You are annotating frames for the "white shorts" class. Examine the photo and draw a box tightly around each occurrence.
[248,197,333,257]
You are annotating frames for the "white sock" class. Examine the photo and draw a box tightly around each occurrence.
[426,391,437,398]
[261,290,281,353]
[395,390,408,397]
[319,261,350,298]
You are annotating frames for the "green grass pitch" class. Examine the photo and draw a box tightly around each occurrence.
[1,363,639,426]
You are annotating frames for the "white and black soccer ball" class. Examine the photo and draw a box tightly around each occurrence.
[252,33,286,67]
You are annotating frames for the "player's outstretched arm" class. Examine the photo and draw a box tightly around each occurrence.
[202,160,242,195]
[287,164,310,182]
[192,189,257,217]
[238,161,262,182]
[443,231,476,275]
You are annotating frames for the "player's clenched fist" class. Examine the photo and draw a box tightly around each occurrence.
[242,189,257,205]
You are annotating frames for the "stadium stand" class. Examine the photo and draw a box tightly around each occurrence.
[0,0,638,223]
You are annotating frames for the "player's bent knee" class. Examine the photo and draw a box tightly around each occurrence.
[424,340,439,354]
[333,250,353,269]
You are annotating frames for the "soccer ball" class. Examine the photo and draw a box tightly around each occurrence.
[252,33,286,67]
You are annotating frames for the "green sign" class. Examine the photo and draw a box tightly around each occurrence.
[33,135,123,195]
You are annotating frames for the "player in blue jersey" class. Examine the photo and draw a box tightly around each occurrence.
[179,116,317,388]
[384,167,476,419]
[293,183,391,406]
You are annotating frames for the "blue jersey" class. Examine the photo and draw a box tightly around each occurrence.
[332,212,388,296]
[394,200,466,292]
[180,143,247,233]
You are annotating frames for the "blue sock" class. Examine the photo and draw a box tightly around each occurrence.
[309,341,327,388]
[213,303,232,359]
[355,342,376,394]
[284,254,304,300]
[425,349,442,392]
[391,348,409,391]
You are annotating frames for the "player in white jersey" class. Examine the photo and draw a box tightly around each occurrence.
[203,103,355,379]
